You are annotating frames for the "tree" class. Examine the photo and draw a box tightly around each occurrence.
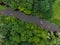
[1,0,56,19]
[32,0,56,19]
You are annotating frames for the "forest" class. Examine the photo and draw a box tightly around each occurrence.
[0,0,60,45]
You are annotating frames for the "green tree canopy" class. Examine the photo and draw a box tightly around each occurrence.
[0,0,56,19]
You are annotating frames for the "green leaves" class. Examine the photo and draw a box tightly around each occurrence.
[0,5,7,10]
[0,14,60,45]
[1,0,56,19]
[0,1,60,44]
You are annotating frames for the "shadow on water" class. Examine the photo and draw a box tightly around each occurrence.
[0,1,9,7]
[0,2,5,6]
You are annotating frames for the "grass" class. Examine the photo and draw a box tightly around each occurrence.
[48,0,60,27]
[52,0,60,20]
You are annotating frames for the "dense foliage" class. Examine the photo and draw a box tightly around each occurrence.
[0,0,60,45]
[0,15,60,45]
[0,5,7,10]
[0,0,55,19]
